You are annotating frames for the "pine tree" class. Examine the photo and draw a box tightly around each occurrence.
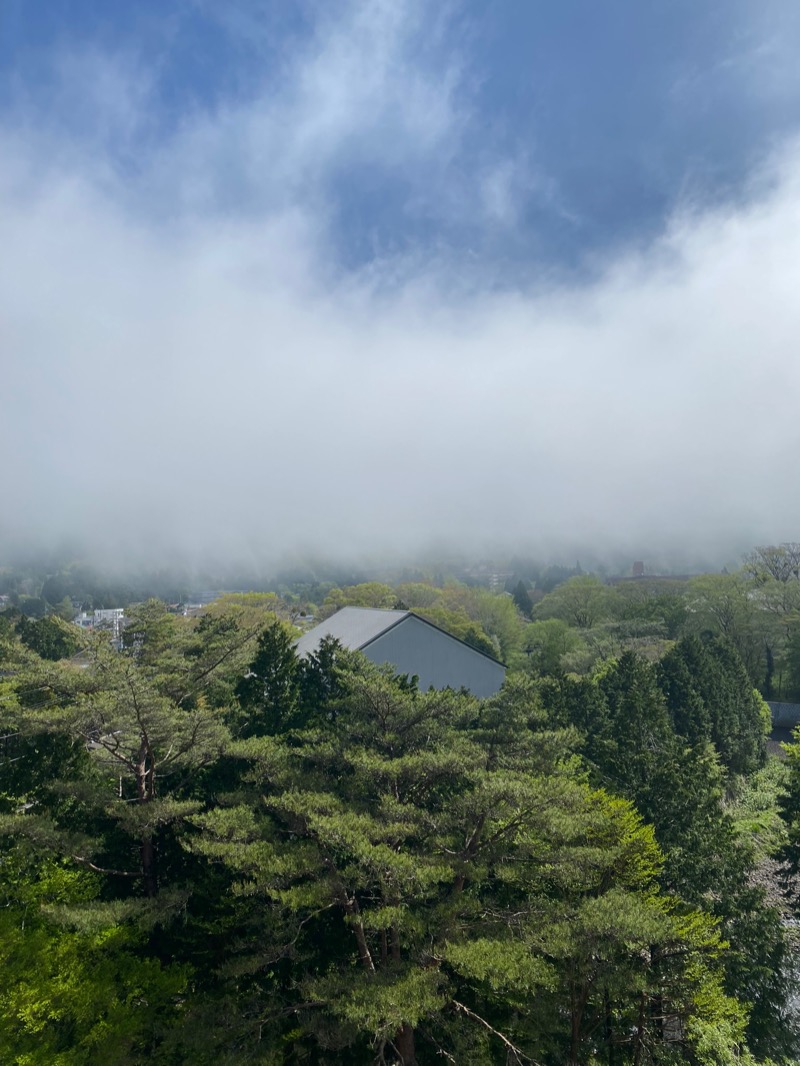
[512,580,533,619]
[188,659,755,1065]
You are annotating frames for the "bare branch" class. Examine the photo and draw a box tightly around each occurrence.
[451,1001,539,1065]
[71,855,140,878]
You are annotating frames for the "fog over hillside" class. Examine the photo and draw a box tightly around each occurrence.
[2,1,800,570]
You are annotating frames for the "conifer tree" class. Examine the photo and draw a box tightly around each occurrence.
[188,659,757,1065]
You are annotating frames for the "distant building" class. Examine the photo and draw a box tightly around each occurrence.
[74,608,125,640]
[295,607,505,698]
[632,561,645,578]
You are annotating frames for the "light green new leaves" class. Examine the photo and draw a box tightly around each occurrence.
[444,938,556,997]
[0,857,187,1066]
[307,967,448,1039]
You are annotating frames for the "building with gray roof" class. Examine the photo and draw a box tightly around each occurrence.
[295,607,505,698]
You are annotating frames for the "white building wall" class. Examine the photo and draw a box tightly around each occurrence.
[363,615,505,698]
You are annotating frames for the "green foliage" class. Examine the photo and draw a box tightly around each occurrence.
[520,617,583,675]
[1,583,795,1065]
[686,573,768,688]
[322,582,398,613]
[534,574,612,629]
[392,582,442,609]
[728,758,789,858]
[443,938,555,998]
[607,580,690,637]
[185,659,759,1064]
[511,580,534,619]
[15,615,82,661]
[778,730,800,894]
[786,619,800,701]
[0,600,261,900]
[463,587,524,660]
[234,618,301,735]
[539,646,795,1061]
[413,605,499,658]
[658,636,769,775]
[318,578,529,662]
[0,852,188,1065]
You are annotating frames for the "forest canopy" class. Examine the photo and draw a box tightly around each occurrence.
[0,549,799,1064]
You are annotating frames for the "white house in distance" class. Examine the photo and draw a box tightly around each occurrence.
[74,608,125,641]
[295,607,506,698]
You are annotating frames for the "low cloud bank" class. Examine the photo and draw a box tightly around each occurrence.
[2,3,799,570]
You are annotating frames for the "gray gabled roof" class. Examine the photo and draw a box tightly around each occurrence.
[294,606,505,669]
[294,606,409,658]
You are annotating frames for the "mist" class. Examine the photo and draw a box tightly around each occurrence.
[2,1,799,575]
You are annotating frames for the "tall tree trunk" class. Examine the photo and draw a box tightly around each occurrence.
[136,744,158,896]
[141,835,158,898]
[633,992,647,1066]
[604,986,615,1066]
[389,918,412,1061]
[569,978,589,1066]
[335,885,375,974]
[569,989,582,1066]
[394,1023,416,1065]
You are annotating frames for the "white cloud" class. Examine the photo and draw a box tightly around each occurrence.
[2,3,800,568]
[136,0,467,223]
[3,133,800,566]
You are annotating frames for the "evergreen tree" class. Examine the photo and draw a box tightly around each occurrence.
[0,602,792,1064]
[188,659,756,1065]
[1,601,258,899]
[0,848,188,1065]
[512,580,533,619]
[234,617,302,735]
[540,650,793,1060]
[14,615,81,662]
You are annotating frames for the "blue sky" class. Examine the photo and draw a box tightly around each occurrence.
[5,0,798,277]
[2,1,800,565]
